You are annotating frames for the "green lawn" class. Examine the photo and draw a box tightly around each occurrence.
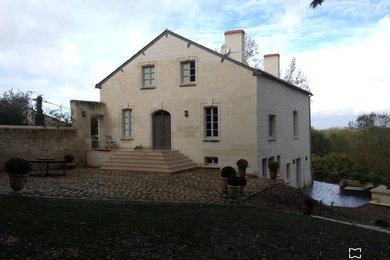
[0,195,389,259]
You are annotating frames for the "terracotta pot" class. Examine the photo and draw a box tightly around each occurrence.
[65,162,75,170]
[270,170,277,180]
[228,185,240,199]
[9,174,28,194]
[237,168,246,177]
[303,205,313,215]
[220,177,229,196]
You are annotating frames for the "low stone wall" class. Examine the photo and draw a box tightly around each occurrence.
[86,149,113,167]
[0,125,87,170]
[370,185,390,207]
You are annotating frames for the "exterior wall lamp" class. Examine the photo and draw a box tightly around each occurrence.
[184,110,189,117]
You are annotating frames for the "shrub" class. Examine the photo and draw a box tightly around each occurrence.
[371,175,384,186]
[4,158,32,174]
[228,175,240,186]
[304,198,314,207]
[238,177,247,187]
[236,159,248,169]
[134,145,143,150]
[268,161,279,171]
[221,166,236,179]
[375,219,388,227]
[64,154,74,162]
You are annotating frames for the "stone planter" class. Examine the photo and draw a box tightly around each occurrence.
[228,185,240,199]
[9,174,28,194]
[220,177,229,196]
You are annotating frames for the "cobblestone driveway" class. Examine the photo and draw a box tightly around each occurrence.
[0,168,273,204]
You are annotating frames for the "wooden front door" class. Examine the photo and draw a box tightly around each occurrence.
[152,110,171,150]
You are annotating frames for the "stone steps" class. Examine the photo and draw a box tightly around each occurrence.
[100,150,199,173]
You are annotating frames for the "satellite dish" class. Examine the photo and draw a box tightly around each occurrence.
[220,44,230,55]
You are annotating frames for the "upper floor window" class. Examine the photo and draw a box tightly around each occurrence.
[268,114,276,139]
[205,106,218,139]
[293,111,298,137]
[142,65,155,88]
[181,60,195,84]
[122,109,133,138]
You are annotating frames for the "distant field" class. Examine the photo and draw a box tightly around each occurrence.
[0,195,389,259]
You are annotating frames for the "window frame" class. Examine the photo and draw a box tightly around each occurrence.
[180,60,197,86]
[204,106,219,140]
[142,65,155,88]
[293,110,299,137]
[121,108,134,139]
[204,157,218,167]
[268,114,276,140]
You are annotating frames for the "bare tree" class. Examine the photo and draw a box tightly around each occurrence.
[310,0,325,9]
[283,57,310,91]
[243,34,262,69]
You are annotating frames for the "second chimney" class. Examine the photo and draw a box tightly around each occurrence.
[264,53,280,78]
[224,29,245,63]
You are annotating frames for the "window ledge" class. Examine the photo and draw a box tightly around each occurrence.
[180,83,197,87]
[293,136,299,140]
[203,139,219,142]
[268,138,277,142]
[141,86,156,90]
[120,137,134,140]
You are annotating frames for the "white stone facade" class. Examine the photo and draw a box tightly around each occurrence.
[95,30,312,188]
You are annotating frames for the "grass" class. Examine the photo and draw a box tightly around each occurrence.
[0,195,389,259]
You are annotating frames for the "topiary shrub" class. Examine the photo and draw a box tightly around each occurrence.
[228,175,240,186]
[221,166,236,179]
[64,154,74,162]
[4,158,32,175]
[268,161,279,172]
[236,159,248,169]
[238,177,247,187]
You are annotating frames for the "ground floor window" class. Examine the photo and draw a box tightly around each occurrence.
[122,109,133,138]
[204,106,218,139]
[205,157,218,166]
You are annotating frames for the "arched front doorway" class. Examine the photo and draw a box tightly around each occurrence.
[152,110,171,150]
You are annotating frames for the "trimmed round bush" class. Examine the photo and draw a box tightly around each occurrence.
[236,159,248,169]
[64,154,74,162]
[268,161,279,171]
[4,157,32,175]
[228,175,240,186]
[221,166,236,178]
[238,177,247,187]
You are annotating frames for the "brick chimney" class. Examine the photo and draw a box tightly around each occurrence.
[264,53,280,78]
[224,30,245,63]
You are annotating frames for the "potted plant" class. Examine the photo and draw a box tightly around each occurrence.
[303,198,314,215]
[221,166,236,196]
[228,175,240,200]
[4,157,32,194]
[64,154,75,170]
[268,161,279,181]
[236,159,248,177]
[238,176,247,195]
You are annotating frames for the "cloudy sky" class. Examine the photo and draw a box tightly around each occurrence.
[1,0,389,129]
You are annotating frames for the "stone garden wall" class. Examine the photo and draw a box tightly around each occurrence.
[0,125,87,170]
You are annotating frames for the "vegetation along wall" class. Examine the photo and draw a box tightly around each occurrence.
[0,125,86,170]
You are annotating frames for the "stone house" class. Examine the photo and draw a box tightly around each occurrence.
[92,29,312,188]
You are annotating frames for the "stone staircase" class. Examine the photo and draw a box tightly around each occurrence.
[100,150,200,173]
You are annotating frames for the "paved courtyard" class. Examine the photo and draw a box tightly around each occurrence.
[0,168,273,204]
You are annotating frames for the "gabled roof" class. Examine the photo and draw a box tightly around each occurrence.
[95,29,312,96]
